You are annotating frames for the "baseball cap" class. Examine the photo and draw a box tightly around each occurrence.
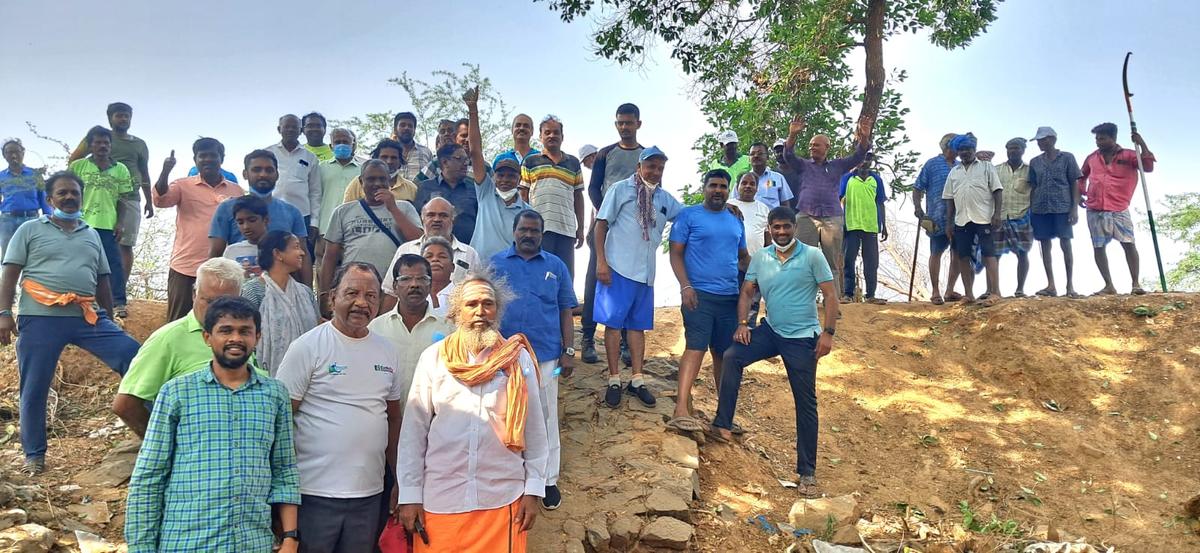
[577,144,598,161]
[716,130,739,145]
[493,153,521,173]
[773,138,786,149]
[1030,126,1057,141]
[639,145,667,162]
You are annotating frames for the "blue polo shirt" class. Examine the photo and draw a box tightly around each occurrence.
[668,205,746,296]
[746,242,833,339]
[595,177,683,284]
[187,166,239,183]
[0,167,49,214]
[469,174,531,260]
[208,195,308,243]
[490,246,578,363]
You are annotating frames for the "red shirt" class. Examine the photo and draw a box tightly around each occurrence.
[1078,147,1155,212]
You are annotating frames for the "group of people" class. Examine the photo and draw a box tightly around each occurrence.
[0,90,1158,551]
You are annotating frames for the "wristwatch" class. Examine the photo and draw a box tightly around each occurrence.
[563,347,576,357]
[281,530,299,542]
[823,327,836,336]
[739,320,750,326]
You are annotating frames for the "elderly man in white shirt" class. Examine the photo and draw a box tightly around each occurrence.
[266,114,323,242]
[381,197,479,310]
[396,274,548,553]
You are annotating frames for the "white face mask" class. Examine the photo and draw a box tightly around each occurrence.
[777,238,798,251]
[497,187,519,201]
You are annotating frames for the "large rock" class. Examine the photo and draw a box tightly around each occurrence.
[67,502,112,525]
[564,539,587,553]
[659,433,699,469]
[0,523,57,553]
[639,517,693,550]
[585,513,610,552]
[644,488,690,521]
[0,509,27,532]
[609,515,643,551]
[562,519,586,542]
[74,453,137,488]
[788,494,861,532]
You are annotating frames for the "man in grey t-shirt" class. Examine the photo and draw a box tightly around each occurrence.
[581,103,644,363]
[319,161,420,315]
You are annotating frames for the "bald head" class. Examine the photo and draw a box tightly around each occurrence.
[421,197,456,239]
[808,134,832,162]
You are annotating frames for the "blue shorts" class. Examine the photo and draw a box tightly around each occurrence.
[928,233,951,255]
[681,290,738,354]
[1030,212,1074,241]
[594,270,655,331]
[953,223,998,260]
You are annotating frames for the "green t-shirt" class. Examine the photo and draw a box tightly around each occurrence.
[117,311,265,401]
[77,135,149,199]
[70,157,134,230]
[708,154,752,182]
[305,143,334,162]
[841,173,885,233]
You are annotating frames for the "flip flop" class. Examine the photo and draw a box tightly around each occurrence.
[944,292,964,302]
[666,416,704,433]
[978,296,999,308]
[706,426,733,444]
[1065,291,1084,299]
[1012,291,1026,298]
[1092,288,1118,296]
[930,296,945,306]
[866,297,888,305]
[1035,288,1057,297]
[730,422,747,435]
[1131,287,1148,296]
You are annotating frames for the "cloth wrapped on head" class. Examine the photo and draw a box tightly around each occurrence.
[949,133,978,151]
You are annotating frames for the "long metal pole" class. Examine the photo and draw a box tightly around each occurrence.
[1122,52,1168,292]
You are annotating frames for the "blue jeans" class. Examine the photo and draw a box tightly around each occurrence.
[95,228,127,306]
[0,213,37,257]
[714,321,819,476]
[17,314,139,459]
[843,230,879,298]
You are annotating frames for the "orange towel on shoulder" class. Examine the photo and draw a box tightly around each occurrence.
[440,332,540,452]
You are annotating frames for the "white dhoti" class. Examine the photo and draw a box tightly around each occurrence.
[537,360,561,486]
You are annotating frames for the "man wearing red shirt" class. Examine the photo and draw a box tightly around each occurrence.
[1078,123,1155,296]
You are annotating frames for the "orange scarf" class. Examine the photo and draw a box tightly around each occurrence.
[21,279,99,325]
[440,331,541,452]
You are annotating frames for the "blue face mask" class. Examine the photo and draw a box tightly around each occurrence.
[53,208,83,220]
[249,182,275,197]
[333,144,354,160]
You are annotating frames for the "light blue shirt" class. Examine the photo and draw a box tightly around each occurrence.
[208,195,308,243]
[469,174,530,261]
[746,242,833,338]
[668,205,746,296]
[754,169,793,209]
[596,177,682,284]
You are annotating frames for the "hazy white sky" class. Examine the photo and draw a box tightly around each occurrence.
[2,0,1195,302]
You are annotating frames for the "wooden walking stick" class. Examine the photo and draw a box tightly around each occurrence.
[1123,52,1168,292]
[907,225,921,302]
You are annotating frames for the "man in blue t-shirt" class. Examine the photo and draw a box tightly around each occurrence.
[667,168,749,434]
[711,205,837,497]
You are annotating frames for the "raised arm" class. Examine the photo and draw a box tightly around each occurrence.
[464,87,487,185]
[152,151,178,207]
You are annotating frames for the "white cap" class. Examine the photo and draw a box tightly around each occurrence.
[773,138,786,148]
[1030,126,1057,141]
[716,130,739,145]
[577,144,598,160]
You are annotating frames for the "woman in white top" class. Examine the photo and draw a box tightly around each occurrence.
[241,230,320,375]
[421,236,456,318]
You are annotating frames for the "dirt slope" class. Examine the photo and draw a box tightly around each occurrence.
[646,293,1200,552]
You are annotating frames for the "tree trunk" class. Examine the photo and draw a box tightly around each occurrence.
[856,0,885,144]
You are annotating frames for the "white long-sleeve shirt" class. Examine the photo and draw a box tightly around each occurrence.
[266,142,322,217]
[396,340,549,514]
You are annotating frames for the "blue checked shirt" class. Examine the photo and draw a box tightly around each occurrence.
[125,364,301,553]
[913,155,955,232]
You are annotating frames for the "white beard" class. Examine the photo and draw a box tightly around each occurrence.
[460,325,502,353]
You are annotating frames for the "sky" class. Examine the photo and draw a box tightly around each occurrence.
[2,0,1196,304]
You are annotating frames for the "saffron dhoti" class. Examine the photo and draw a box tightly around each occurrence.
[414,499,527,553]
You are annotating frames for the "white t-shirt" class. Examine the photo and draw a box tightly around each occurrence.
[728,198,772,251]
[275,322,406,498]
[222,240,261,277]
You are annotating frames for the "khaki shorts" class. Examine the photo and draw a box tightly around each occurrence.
[117,196,142,247]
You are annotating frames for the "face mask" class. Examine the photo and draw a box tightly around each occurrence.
[777,238,798,251]
[250,182,275,197]
[497,188,519,201]
[333,144,353,160]
[53,208,82,220]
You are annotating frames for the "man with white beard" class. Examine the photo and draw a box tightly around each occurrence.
[396,274,549,553]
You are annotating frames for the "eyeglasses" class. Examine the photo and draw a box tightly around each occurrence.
[395,275,432,284]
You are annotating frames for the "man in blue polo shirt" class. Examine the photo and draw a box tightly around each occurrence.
[207,150,309,284]
[464,90,532,259]
[711,205,837,497]
[491,209,577,511]
[1,139,50,255]
[668,169,749,434]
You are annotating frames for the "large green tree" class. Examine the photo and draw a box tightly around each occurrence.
[332,63,515,160]
[538,0,999,195]
[1158,193,1200,291]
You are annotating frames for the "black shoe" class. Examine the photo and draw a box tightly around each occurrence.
[581,341,599,364]
[620,341,632,367]
[22,457,45,476]
[604,383,622,408]
[626,382,656,407]
[542,485,562,510]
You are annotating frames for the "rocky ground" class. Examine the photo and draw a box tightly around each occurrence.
[2,294,1200,552]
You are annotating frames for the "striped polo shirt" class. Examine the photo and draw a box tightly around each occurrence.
[521,152,584,237]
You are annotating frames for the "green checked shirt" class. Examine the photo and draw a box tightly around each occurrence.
[125,364,300,553]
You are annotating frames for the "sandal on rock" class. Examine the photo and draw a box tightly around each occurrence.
[1012,291,1026,298]
[705,425,733,444]
[1131,287,1148,296]
[1035,288,1057,297]
[666,416,704,433]
[930,296,945,306]
[944,292,964,302]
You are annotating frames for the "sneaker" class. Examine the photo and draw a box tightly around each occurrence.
[604,383,622,408]
[22,457,45,476]
[542,485,562,510]
[581,340,599,364]
[626,382,656,407]
[620,341,632,367]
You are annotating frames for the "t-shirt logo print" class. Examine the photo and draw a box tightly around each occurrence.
[327,363,348,376]
[373,364,395,375]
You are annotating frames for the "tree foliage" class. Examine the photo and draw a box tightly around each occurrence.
[538,0,999,195]
[332,63,515,160]
[1158,193,1200,291]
